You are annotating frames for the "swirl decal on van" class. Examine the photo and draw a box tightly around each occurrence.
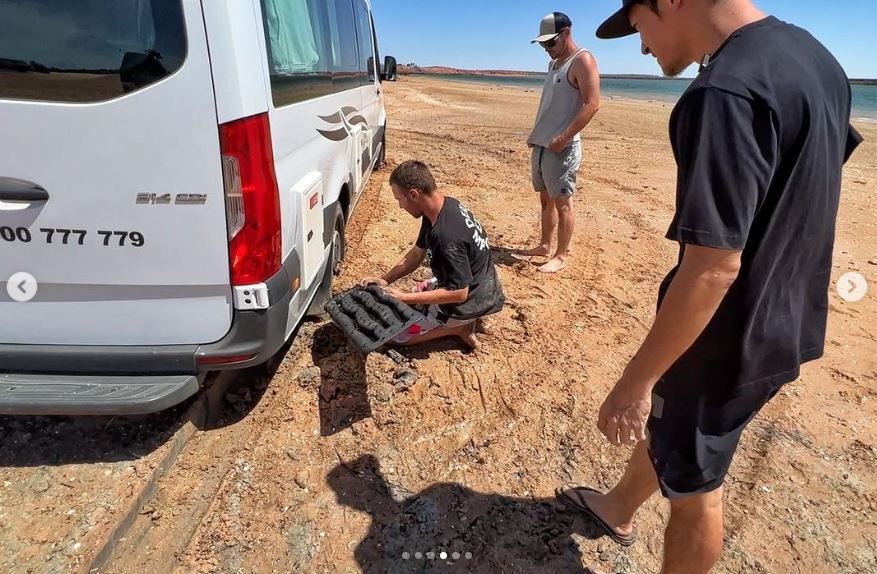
[317,106,369,141]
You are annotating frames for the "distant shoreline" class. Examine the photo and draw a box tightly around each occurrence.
[398,66,876,85]
[405,73,877,120]
[400,67,687,80]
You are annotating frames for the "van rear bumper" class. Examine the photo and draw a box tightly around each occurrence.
[0,252,304,415]
[0,299,290,373]
[0,373,202,416]
[0,300,287,415]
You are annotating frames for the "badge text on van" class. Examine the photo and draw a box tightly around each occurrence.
[136,193,207,205]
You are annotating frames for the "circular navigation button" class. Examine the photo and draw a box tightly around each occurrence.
[837,272,868,303]
[7,272,38,302]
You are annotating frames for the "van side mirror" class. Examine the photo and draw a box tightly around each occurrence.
[381,56,397,82]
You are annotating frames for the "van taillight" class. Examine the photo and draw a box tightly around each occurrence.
[219,113,282,286]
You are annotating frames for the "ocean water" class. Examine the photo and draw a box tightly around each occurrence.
[419,73,877,121]
[852,84,877,121]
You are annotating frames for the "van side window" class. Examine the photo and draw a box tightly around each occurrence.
[370,12,382,82]
[327,0,360,93]
[261,0,362,108]
[353,0,376,84]
[0,0,186,103]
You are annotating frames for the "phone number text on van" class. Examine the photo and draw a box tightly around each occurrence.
[0,227,145,247]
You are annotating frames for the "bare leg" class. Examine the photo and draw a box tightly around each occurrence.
[539,196,574,273]
[575,442,659,574]
[581,445,724,574]
[392,323,478,350]
[662,488,724,574]
[580,441,659,538]
[518,191,556,257]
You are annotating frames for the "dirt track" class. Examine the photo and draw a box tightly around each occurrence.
[2,77,876,573]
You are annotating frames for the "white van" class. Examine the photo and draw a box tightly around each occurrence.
[0,0,397,415]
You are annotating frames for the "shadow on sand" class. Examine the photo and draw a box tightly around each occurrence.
[327,454,608,573]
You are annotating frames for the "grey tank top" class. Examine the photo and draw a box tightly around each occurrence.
[527,49,587,148]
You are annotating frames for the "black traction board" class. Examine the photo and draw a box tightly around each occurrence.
[325,285,426,353]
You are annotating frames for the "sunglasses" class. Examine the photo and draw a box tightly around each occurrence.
[539,29,566,49]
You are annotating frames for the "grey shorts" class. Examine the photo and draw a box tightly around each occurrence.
[531,140,582,198]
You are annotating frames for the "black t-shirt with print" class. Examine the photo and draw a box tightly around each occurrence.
[416,197,504,320]
[656,16,863,397]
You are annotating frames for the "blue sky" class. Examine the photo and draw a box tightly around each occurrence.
[371,0,876,78]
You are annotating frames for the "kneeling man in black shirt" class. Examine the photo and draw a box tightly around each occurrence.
[361,160,504,350]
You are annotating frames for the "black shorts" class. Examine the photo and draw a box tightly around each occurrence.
[646,377,784,499]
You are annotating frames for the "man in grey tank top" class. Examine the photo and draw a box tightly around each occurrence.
[518,12,601,273]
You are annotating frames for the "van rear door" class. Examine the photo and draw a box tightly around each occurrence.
[0,0,232,346]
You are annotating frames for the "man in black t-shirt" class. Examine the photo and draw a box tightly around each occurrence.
[360,160,504,350]
[553,2,864,573]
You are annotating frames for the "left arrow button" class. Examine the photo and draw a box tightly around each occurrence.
[7,272,38,302]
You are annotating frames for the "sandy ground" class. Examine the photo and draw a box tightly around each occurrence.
[2,76,876,574]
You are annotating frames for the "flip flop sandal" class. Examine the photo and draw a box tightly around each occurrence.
[555,484,638,547]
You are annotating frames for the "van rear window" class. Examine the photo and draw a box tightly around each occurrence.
[0,0,186,103]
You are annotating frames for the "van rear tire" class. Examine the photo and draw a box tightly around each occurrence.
[375,129,386,170]
[306,205,345,318]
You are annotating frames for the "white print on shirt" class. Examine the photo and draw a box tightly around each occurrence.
[460,202,489,251]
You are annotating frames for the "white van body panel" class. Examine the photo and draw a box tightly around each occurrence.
[201,0,270,124]
[0,0,232,346]
[248,0,386,341]
[0,0,391,414]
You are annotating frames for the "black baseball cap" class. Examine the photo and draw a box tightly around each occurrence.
[596,0,639,39]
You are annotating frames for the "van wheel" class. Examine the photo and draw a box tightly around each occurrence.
[306,206,345,318]
[376,130,387,170]
[330,208,345,275]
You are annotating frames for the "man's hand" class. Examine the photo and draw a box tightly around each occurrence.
[548,134,570,154]
[384,286,407,301]
[360,277,388,288]
[595,245,742,448]
[598,379,653,447]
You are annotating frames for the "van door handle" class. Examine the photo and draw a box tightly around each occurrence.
[0,178,49,202]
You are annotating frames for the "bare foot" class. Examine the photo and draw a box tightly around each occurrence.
[459,331,480,351]
[457,324,480,351]
[474,317,492,335]
[515,245,552,258]
[538,256,567,273]
[579,490,635,539]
